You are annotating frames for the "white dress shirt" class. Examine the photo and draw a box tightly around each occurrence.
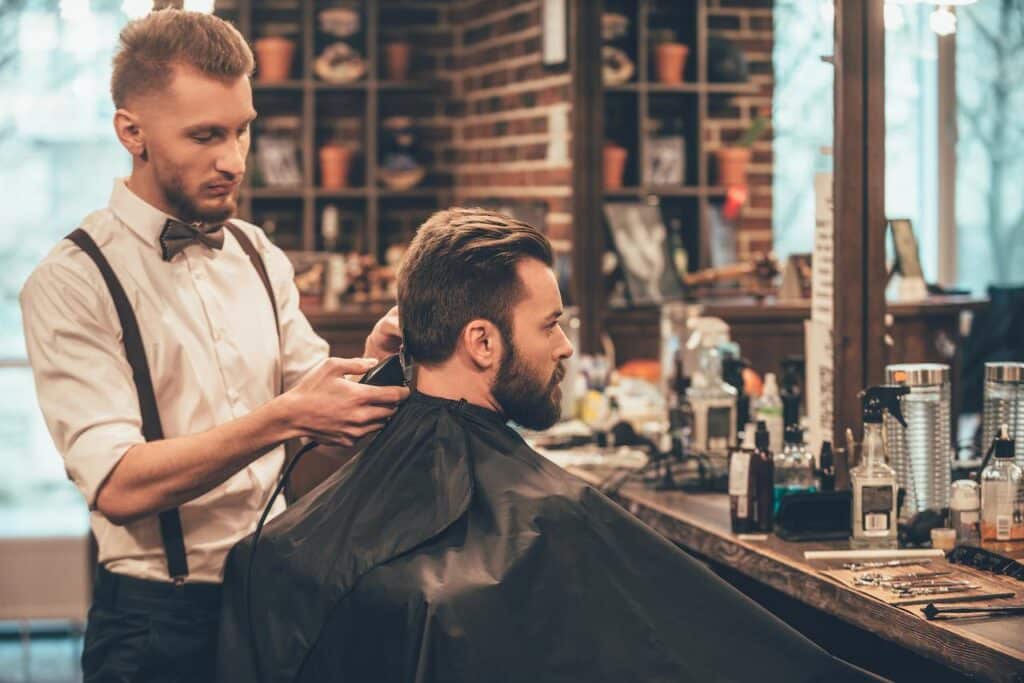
[20,179,329,583]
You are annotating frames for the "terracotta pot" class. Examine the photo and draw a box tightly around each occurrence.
[319,144,354,189]
[603,143,628,190]
[654,42,689,84]
[716,146,752,186]
[384,42,412,81]
[255,36,295,83]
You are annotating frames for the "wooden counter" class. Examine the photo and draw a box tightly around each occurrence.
[567,465,1024,682]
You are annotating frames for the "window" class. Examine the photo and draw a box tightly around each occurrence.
[0,0,131,537]
[774,1,1024,293]
[956,1,1024,293]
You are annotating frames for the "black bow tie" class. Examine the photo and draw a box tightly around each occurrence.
[159,219,226,261]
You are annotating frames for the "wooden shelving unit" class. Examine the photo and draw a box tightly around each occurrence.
[222,0,451,259]
[602,0,754,271]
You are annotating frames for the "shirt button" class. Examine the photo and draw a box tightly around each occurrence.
[212,328,221,341]
[227,388,239,401]
[193,270,204,280]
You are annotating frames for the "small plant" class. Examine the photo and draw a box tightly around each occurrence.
[735,109,771,148]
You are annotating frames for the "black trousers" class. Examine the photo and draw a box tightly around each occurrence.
[82,567,222,683]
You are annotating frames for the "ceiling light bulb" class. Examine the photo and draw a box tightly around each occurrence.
[930,6,957,36]
[884,3,905,30]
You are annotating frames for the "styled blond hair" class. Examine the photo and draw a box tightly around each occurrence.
[111,8,253,108]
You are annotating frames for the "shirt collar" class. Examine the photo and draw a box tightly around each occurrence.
[108,177,178,251]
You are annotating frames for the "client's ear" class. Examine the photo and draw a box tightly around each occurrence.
[461,318,503,370]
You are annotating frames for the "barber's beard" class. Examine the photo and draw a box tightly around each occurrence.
[158,166,235,225]
[493,342,565,431]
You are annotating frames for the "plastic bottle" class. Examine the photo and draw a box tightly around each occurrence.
[851,385,908,549]
[754,372,784,454]
[980,424,1024,544]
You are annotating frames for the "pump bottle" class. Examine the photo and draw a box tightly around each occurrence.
[981,424,1024,544]
[851,385,909,549]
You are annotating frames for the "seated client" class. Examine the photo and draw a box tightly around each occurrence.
[216,208,878,683]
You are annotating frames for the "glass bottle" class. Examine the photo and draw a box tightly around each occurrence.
[980,424,1024,544]
[851,386,907,549]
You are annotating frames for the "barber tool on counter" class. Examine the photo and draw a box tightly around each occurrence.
[851,385,909,549]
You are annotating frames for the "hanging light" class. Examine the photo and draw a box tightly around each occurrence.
[121,0,152,19]
[930,6,957,36]
[184,0,216,12]
[884,3,906,30]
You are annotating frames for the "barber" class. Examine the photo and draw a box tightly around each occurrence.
[19,9,408,682]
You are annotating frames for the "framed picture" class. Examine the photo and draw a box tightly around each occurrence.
[603,203,685,305]
[888,218,924,280]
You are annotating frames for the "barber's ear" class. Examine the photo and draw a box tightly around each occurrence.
[114,108,147,161]
[461,318,503,370]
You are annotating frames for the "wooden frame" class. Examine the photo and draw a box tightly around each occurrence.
[832,0,887,454]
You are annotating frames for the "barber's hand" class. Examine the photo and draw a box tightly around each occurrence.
[285,357,409,447]
[364,306,402,361]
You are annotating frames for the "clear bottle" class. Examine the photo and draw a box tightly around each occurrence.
[949,479,981,546]
[754,372,784,454]
[980,424,1024,544]
[687,332,737,460]
[851,386,908,549]
[982,363,1024,471]
[774,425,817,514]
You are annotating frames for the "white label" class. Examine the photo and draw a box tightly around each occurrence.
[864,513,889,532]
[729,451,751,496]
[737,496,748,519]
[997,515,1011,541]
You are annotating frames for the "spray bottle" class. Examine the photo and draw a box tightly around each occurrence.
[851,385,909,549]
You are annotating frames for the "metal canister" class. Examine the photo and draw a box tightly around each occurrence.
[982,362,1024,470]
[885,364,952,517]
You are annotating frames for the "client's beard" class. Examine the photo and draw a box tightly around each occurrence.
[493,342,565,431]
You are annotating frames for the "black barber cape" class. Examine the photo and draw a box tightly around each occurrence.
[218,392,877,683]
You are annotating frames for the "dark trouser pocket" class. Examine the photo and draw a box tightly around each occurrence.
[82,601,220,683]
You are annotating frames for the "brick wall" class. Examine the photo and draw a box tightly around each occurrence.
[705,0,775,259]
[376,0,773,261]
[447,0,574,249]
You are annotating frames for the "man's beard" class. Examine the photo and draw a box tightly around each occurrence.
[159,166,236,224]
[492,340,565,431]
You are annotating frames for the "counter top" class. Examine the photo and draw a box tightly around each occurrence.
[567,465,1024,682]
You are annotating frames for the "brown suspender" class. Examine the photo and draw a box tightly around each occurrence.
[66,223,281,583]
